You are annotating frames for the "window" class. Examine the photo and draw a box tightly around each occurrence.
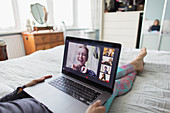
[53,0,91,29]
[0,0,16,31]
[77,0,91,28]
[53,0,73,26]
[0,0,92,32]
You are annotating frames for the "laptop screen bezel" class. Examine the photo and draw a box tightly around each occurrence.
[62,36,121,94]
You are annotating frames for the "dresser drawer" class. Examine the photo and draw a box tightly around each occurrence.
[36,44,51,50]
[51,33,64,42]
[58,41,64,45]
[43,34,51,43]
[34,35,44,44]
[44,44,51,49]
[50,42,58,48]
[34,35,52,44]
[50,41,64,48]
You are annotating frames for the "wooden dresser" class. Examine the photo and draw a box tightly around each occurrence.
[22,31,64,55]
[0,45,8,61]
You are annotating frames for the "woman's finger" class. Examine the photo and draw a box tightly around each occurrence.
[36,75,52,83]
[44,75,53,79]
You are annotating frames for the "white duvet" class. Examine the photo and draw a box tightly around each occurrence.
[0,45,170,113]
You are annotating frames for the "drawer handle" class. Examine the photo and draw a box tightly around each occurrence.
[25,36,28,40]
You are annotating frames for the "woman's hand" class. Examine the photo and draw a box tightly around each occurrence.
[85,100,106,113]
[72,64,80,70]
[25,75,52,87]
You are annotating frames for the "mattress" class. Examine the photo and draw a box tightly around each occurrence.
[0,45,170,113]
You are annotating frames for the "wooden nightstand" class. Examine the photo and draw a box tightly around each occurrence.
[0,45,8,61]
[22,31,64,55]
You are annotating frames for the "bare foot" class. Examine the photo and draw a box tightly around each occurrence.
[130,48,147,72]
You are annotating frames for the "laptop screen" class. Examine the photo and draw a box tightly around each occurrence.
[62,37,121,91]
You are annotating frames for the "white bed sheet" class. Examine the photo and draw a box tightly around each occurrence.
[110,48,170,113]
[0,45,170,113]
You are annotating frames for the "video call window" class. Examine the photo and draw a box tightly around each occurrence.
[101,56,113,66]
[66,42,100,77]
[103,47,115,58]
[99,47,115,83]
[100,64,111,75]
[99,72,110,83]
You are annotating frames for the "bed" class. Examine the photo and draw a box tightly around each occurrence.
[0,45,170,113]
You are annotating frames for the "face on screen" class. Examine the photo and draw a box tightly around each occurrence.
[76,46,88,68]
[66,42,100,77]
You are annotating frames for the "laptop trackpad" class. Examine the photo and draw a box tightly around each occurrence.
[35,88,74,113]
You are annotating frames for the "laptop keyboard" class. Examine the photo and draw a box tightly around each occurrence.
[48,76,101,105]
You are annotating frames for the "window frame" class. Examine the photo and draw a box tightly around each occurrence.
[0,0,92,34]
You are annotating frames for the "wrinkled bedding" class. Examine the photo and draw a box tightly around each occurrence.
[0,45,170,113]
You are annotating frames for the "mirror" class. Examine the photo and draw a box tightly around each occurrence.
[162,0,170,34]
[159,0,170,51]
[31,3,47,24]
[140,0,165,50]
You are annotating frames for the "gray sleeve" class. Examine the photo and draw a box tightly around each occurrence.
[0,87,52,113]
[0,98,52,113]
[0,87,31,102]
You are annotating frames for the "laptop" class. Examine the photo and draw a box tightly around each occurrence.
[24,36,121,113]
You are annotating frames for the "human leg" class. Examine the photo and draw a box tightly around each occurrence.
[116,48,147,79]
[116,64,134,79]
[115,71,137,96]
[104,71,136,113]
[104,48,147,113]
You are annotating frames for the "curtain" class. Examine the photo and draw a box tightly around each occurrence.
[91,0,102,30]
